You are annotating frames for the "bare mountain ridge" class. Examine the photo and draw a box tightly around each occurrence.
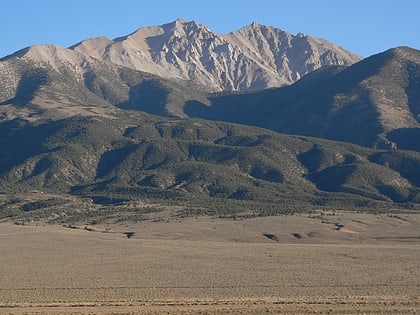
[70,18,361,91]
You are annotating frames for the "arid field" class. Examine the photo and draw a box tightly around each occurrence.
[1,211,420,314]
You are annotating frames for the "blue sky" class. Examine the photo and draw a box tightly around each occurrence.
[1,0,419,58]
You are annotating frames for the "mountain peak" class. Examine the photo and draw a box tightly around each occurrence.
[389,46,420,62]
[175,17,187,24]
[162,18,188,29]
[236,21,287,34]
[159,18,205,32]
[11,43,87,69]
[250,21,260,28]
[234,21,271,34]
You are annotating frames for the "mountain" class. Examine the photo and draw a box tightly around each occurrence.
[0,21,419,222]
[71,19,361,91]
[185,47,420,150]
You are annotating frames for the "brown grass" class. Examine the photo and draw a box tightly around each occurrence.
[1,212,420,314]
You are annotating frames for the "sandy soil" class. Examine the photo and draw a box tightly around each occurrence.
[1,212,419,314]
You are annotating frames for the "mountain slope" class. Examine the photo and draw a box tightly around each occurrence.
[0,114,419,221]
[71,19,361,91]
[0,44,209,120]
[0,45,118,120]
[185,47,420,150]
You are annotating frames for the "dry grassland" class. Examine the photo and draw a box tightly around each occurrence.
[1,212,419,314]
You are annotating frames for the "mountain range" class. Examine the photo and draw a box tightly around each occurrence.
[3,19,361,93]
[0,19,419,222]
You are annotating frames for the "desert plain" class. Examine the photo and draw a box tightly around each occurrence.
[1,211,420,314]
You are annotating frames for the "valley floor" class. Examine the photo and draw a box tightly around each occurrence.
[1,212,420,314]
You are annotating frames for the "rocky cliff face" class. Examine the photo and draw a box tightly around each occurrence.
[71,19,361,91]
[223,22,361,84]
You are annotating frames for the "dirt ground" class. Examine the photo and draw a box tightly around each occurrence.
[1,212,419,314]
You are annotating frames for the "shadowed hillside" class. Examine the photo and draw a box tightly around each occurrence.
[185,47,420,150]
[1,113,419,222]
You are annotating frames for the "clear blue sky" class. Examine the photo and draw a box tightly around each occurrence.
[1,0,419,58]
